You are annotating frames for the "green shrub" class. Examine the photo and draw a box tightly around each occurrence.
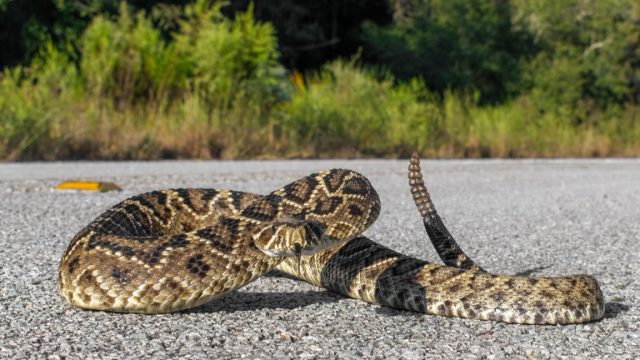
[0,42,79,159]
[280,60,439,156]
[80,4,169,105]
[362,0,534,104]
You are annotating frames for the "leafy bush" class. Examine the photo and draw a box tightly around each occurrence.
[517,0,639,111]
[0,42,79,159]
[280,60,438,156]
[362,0,534,104]
[80,1,283,112]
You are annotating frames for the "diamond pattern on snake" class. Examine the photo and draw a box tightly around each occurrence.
[58,155,604,324]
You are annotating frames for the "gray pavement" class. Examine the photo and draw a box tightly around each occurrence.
[1,159,639,359]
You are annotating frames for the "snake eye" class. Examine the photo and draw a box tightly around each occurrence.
[305,221,324,241]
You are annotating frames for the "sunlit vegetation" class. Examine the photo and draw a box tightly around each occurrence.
[1,0,638,159]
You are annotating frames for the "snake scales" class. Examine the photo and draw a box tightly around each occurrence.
[58,154,605,324]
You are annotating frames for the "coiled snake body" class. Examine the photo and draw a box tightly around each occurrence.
[58,155,605,324]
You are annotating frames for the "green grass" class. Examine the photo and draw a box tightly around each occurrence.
[1,2,639,160]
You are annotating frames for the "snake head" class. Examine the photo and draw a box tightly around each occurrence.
[253,219,334,258]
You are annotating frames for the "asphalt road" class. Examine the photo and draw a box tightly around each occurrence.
[1,159,639,359]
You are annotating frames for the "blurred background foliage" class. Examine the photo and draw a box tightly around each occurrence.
[0,0,639,159]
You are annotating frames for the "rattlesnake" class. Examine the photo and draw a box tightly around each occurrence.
[58,154,605,324]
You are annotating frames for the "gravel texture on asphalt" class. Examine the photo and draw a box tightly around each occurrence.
[1,159,638,359]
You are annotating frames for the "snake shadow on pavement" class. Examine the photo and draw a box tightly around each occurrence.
[183,290,343,314]
[603,302,630,320]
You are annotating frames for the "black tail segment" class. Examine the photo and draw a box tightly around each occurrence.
[408,153,485,272]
